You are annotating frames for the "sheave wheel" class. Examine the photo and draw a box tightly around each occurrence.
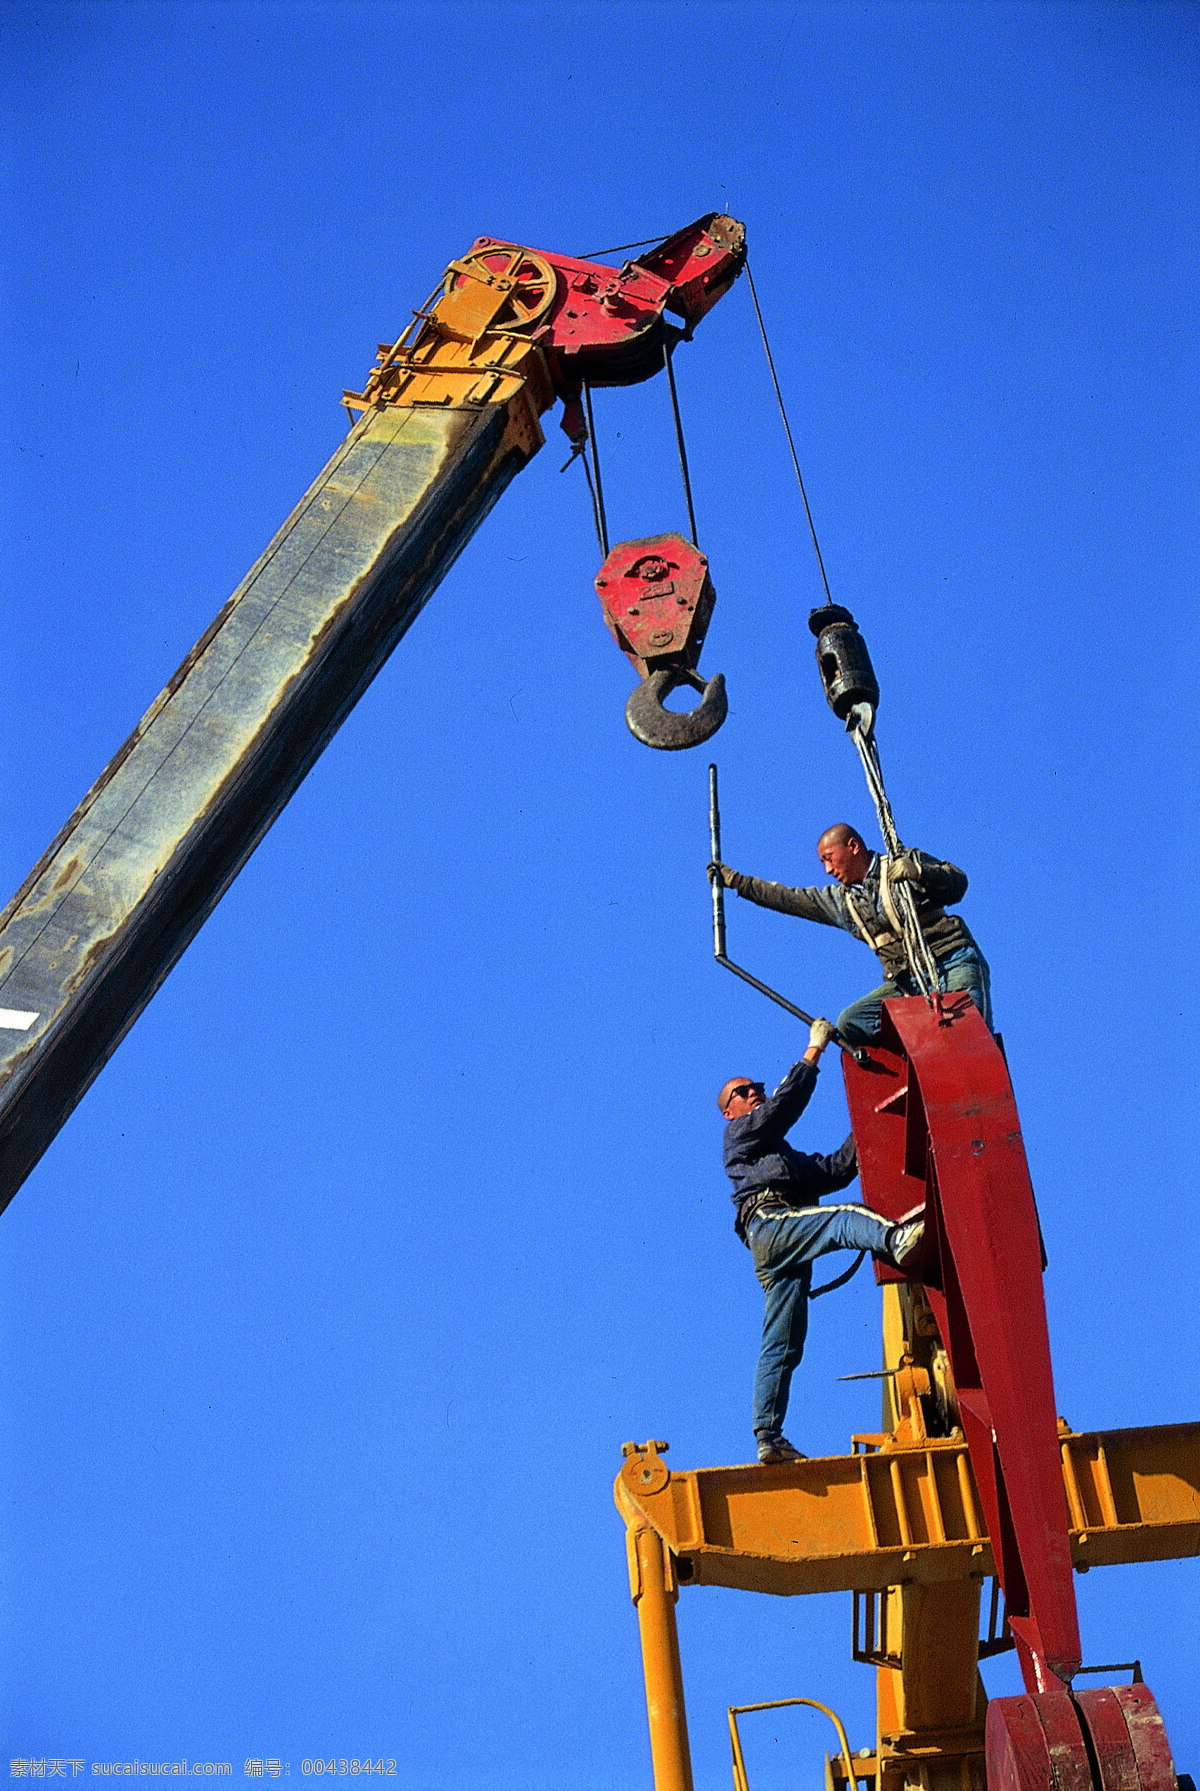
[449,245,556,333]
[985,1691,1092,1791]
[986,1685,1181,1791]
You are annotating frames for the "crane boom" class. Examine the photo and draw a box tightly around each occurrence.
[0,216,745,1214]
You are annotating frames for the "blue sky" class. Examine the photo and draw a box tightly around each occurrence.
[2,0,1198,1782]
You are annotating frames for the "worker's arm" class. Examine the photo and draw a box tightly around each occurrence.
[732,1051,823,1147]
[802,1018,836,1065]
[709,865,844,928]
[809,1132,858,1193]
[889,850,968,905]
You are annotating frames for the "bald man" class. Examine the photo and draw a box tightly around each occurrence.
[721,1019,925,1464]
[710,824,991,1045]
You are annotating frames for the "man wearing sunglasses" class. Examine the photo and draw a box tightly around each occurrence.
[721,1018,925,1465]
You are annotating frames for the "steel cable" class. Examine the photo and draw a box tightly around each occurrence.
[850,723,941,998]
[745,259,834,606]
[577,449,607,559]
[663,335,699,546]
[576,234,673,259]
[582,384,610,557]
[744,262,940,1001]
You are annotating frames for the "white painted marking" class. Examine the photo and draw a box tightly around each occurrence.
[0,1008,39,1031]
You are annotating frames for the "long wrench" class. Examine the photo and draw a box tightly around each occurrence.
[708,764,864,1060]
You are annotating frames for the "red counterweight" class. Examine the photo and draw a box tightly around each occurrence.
[843,993,1083,1694]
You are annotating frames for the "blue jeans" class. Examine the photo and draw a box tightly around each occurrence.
[836,945,993,1046]
[747,1202,897,1438]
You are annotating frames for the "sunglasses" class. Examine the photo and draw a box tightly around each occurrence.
[726,1082,764,1105]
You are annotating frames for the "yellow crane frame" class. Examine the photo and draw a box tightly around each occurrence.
[615,1294,1200,1791]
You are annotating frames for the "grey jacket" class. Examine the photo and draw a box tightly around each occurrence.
[728,850,977,982]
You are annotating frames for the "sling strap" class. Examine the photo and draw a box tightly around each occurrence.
[877,855,906,939]
[841,883,901,958]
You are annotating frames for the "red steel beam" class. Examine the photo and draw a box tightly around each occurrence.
[843,994,1081,1692]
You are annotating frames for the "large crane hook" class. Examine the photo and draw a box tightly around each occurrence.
[625,666,728,751]
[594,533,728,750]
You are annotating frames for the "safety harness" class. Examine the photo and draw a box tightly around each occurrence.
[840,861,904,961]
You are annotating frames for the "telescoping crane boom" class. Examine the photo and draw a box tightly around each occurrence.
[0,214,744,1216]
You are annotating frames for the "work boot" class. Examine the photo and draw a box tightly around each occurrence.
[889,1216,926,1275]
[756,1433,807,1465]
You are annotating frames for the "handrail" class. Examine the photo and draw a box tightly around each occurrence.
[727,1698,860,1791]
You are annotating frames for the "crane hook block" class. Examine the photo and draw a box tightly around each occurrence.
[595,533,728,750]
[808,604,880,722]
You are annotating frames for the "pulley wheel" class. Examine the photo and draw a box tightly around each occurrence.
[1076,1686,1179,1791]
[449,245,556,332]
[986,1686,1181,1791]
[985,1691,1092,1791]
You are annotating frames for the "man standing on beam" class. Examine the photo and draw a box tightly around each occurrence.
[710,824,991,1044]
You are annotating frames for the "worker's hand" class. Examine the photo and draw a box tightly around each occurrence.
[808,1017,837,1055]
[708,861,739,889]
[888,850,924,885]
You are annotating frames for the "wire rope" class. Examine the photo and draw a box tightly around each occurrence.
[850,723,941,998]
[663,336,699,546]
[743,261,939,1001]
[576,234,672,259]
[576,453,607,559]
[582,385,610,557]
[745,259,834,607]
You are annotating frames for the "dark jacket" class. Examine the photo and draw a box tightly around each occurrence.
[722,1058,858,1242]
[728,849,977,983]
